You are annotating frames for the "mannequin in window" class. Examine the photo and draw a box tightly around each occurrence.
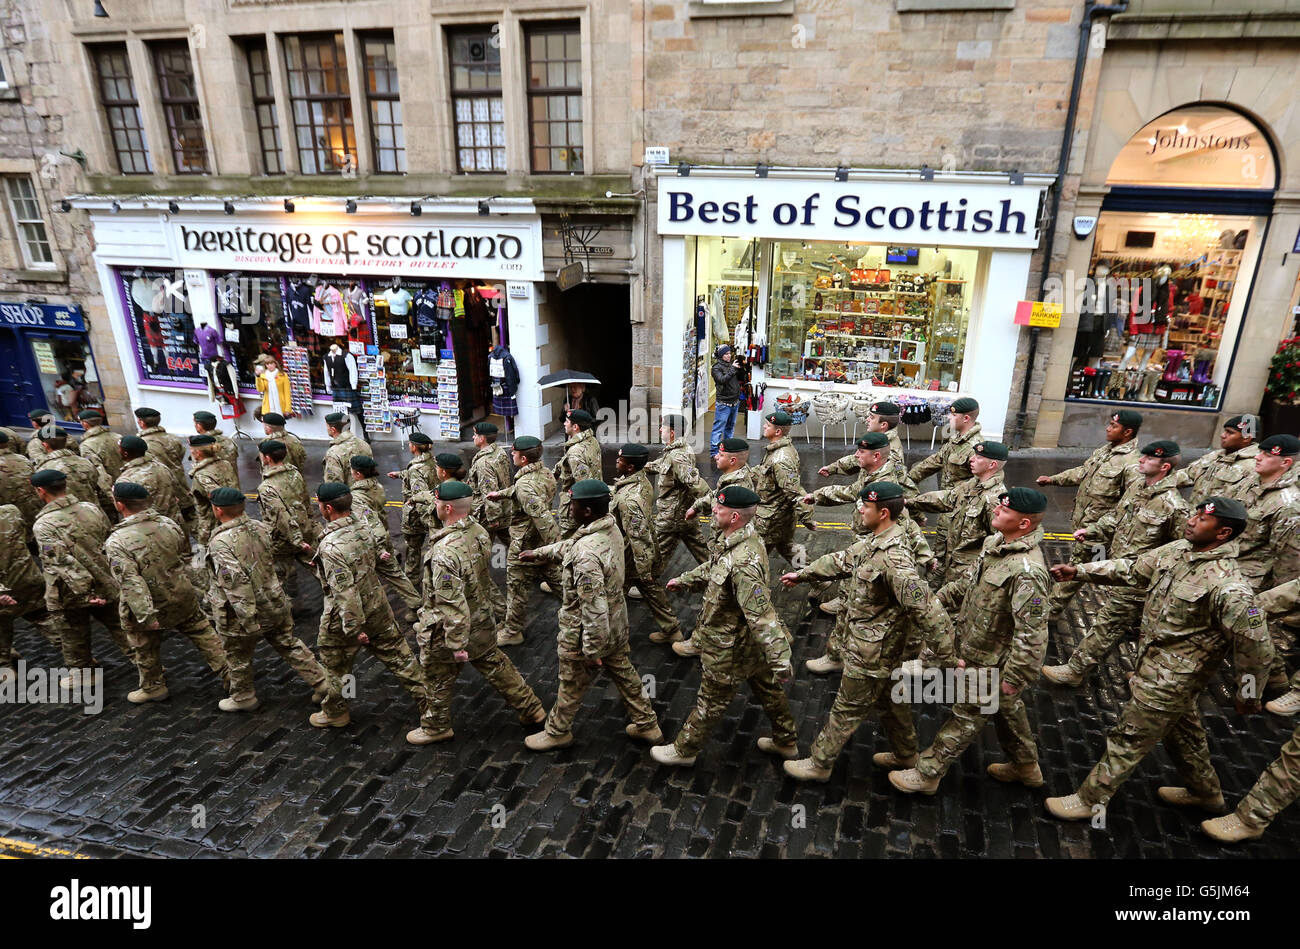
[254,354,293,419]
[344,279,371,344]
[1124,262,1175,372]
[1072,259,1116,373]
[489,341,520,429]
[322,342,369,443]
[195,319,224,364]
[313,278,345,337]
[205,354,240,402]
[287,275,315,337]
[414,281,445,350]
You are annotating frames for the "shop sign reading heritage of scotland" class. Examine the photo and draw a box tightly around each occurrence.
[657,177,1045,250]
[168,216,545,282]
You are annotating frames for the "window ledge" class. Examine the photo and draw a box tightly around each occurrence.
[9,268,67,284]
[0,87,20,102]
[688,0,794,18]
[897,0,1014,10]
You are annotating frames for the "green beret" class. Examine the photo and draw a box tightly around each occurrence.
[324,412,348,426]
[78,409,104,422]
[974,440,1009,461]
[317,482,351,504]
[1198,496,1247,522]
[720,437,749,453]
[113,481,149,501]
[435,452,465,471]
[209,487,245,507]
[435,480,473,501]
[765,410,794,427]
[408,432,433,445]
[717,484,761,508]
[857,432,890,451]
[950,397,979,415]
[1001,486,1047,515]
[38,422,63,441]
[569,478,610,501]
[120,435,147,454]
[30,469,67,488]
[259,439,285,455]
[261,412,287,426]
[869,401,901,417]
[1224,414,1257,435]
[351,454,378,473]
[474,421,498,435]
[859,481,904,503]
[133,407,160,419]
[193,411,217,425]
[619,443,650,460]
[28,409,52,421]
[1111,409,1142,432]
[568,409,595,428]
[1261,434,1300,457]
[1142,439,1180,459]
[513,435,542,451]
[188,434,216,446]
[660,414,686,434]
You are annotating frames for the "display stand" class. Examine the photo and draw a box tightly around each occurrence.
[280,343,314,417]
[436,352,460,441]
[357,348,392,434]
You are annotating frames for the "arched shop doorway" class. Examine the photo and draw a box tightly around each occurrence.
[1063,105,1276,411]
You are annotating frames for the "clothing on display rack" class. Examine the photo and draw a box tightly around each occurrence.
[313,281,345,337]
[287,277,315,336]
[323,344,363,423]
[488,345,520,420]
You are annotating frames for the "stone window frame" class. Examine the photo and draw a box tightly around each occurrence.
[3,174,55,270]
[446,24,507,174]
[523,19,584,175]
[149,39,211,175]
[282,32,358,176]
[359,31,406,175]
[241,38,285,176]
[88,42,154,176]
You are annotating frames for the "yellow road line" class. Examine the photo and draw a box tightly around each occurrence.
[0,836,87,859]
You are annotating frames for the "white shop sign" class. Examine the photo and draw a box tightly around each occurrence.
[168,216,544,281]
[656,177,1046,250]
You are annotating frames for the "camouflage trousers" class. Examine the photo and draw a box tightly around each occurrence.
[673,654,797,758]
[1077,697,1218,807]
[401,531,427,590]
[1066,587,1145,675]
[317,610,435,730]
[826,611,919,665]
[375,549,422,611]
[625,552,681,639]
[218,609,328,703]
[1235,720,1300,829]
[558,496,579,539]
[1048,539,1091,617]
[917,686,1039,779]
[51,605,133,670]
[653,514,709,572]
[757,514,807,572]
[126,604,231,694]
[272,551,316,599]
[421,645,543,733]
[0,603,61,668]
[546,647,657,739]
[504,552,563,638]
[930,512,951,567]
[811,673,917,769]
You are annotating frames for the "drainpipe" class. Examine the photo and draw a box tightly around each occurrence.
[1012,0,1129,448]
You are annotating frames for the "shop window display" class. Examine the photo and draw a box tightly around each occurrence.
[30,338,105,421]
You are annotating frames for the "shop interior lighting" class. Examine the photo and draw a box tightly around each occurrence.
[283,199,295,213]
[834,165,848,182]
[345,199,357,214]
[676,162,691,177]
[223,200,235,215]
[755,163,769,178]
[167,201,179,214]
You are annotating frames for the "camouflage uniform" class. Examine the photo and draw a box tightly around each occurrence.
[417,517,544,731]
[0,427,27,455]
[1231,719,1300,830]
[498,460,564,638]
[468,441,514,615]
[825,427,906,474]
[322,429,371,486]
[907,422,983,564]
[611,468,682,640]
[1070,539,1272,807]
[0,451,40,529]
[209,432,241,480]
[139,425,197,538]
[794,523,956,768]
[204,513,328,703]
[1175,442,1259,501]
[255,462,320,596]
[916,527,1051,780]
[668,521,797,757]
[909,471,1006,585]
[313,513,436,730]
[1040,436,1141,613]
[115,456,183,532]
[1061,474,1189,675]
[396,454,436,589]
[37,448,114,518]
[262,429,307,475]
[1258,578,1300,697]
[685,464,757,554]
[27,428,77,466]
[189,457,239,545]
[78,424,123,483]
[350,477,422,612]
[32,495,132,668]
[755,435,815,567]
[0,504,59,669]
[1227,469,1300,681]
[532,514,657,738]
[105,508,230,694]
[553,428,603,537]
[647,438,710,567]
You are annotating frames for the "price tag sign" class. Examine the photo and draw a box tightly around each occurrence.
[388,322,408,339]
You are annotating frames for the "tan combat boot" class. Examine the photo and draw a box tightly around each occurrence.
[1045,794,1093,820]
[672,639,701,658]
[539,581,556,595]
[1157,787,1227,813]
[873,752,919,769]
[497,630,524,647]
[1041,663,1084,687]
[525,730,573,752]
[818,598,843,616]
[1266,689,1300,716]
[805,654,843,675]
[309,709,351,728]
[218,695,260,713]
[784,758,832,782]
[757,737,799,759]
[650,743,696,767]
[1202,813,1266,843]
[627,586,644,600]
[127,685,169,704]
[649,629,683,644]
[987,761,1044,787]
[889,768,941,795]
[406,726,454,745]
[626,722,663,743]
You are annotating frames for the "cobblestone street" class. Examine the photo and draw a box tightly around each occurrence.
[2,438,1297,859]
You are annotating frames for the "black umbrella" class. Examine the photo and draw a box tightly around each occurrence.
[537,370,601,389]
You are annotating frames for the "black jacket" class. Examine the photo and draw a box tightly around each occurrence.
[712,359,742,403]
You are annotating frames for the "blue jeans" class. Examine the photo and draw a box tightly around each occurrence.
[710,401,739,454]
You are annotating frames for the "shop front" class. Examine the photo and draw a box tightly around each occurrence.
[75,197,548,442]
[655,168,1053,441]
[0,301,107,430]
